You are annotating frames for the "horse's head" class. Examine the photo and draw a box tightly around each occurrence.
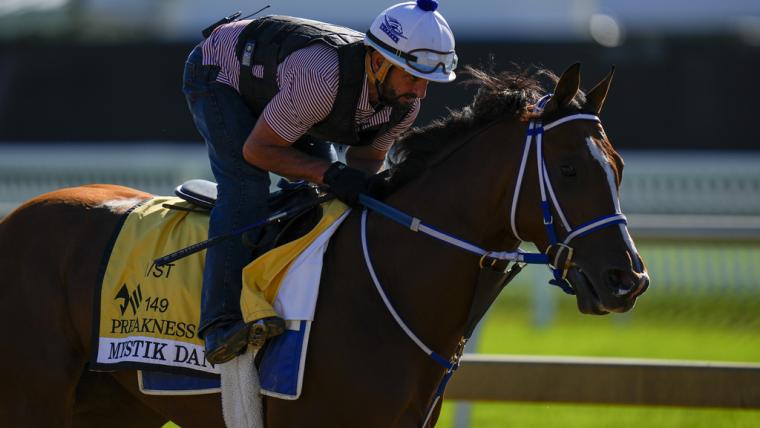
[385,63,648,314]
[512,63,649,314]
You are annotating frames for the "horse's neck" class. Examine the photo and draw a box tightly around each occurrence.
[366,119,525,354]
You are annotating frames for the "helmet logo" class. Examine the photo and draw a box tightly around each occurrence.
[379,14,407,43]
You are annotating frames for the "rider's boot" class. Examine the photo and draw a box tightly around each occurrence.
[204,317,286,365]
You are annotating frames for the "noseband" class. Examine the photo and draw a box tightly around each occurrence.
[509,95,627,294]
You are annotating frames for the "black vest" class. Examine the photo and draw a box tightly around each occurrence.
[235,15,409,146]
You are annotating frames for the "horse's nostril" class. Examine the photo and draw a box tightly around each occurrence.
[607,269,638,297]
[607,270,619,285]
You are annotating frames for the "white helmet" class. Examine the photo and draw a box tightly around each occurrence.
[365,0,457,83]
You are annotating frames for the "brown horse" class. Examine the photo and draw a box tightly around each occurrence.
[0,64,648,427]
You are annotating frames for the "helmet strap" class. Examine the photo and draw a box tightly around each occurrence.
[365,52,393,87]
[366,52,394,107]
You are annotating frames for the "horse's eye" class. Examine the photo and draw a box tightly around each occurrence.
[560,165,576,177]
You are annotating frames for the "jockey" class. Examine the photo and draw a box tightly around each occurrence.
[183,0,458,364]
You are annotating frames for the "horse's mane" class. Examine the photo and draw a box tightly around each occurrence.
[380,65,584,194]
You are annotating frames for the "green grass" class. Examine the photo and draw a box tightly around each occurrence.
[437,402,760,428]
[477,291,760,362]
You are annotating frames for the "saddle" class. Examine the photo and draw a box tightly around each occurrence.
[174,179,323,255]
[173,179,349,399]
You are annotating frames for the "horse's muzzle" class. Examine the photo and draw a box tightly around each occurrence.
[567,264,650,315]
[566,268,609,315]
[607,268,649,300]
[596,267,649,313]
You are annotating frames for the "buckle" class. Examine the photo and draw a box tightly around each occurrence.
[478,252,497,269]
[548,243,574,278]
[450,337,467,367]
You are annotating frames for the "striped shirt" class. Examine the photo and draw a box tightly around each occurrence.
[201,20,420,152]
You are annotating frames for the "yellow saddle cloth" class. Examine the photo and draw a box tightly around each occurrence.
[93,196,348,375]
[94,197,214,373]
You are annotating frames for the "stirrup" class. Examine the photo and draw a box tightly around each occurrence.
[204,323,252,365]
[249,317,286,348]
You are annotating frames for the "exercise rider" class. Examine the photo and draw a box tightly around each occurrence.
[182,0,458,364]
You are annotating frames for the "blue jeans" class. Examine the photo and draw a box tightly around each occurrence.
[183,44,335,337]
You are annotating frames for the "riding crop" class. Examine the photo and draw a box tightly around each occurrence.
[153,193,335,266]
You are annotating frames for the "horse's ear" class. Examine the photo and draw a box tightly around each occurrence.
[584,66,615,114]
[545,63,581,113]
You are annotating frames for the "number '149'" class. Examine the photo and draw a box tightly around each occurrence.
[145,297,169,312]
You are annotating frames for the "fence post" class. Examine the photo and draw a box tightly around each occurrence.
[532,266,555,328]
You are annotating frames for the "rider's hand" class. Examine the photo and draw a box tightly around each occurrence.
[322,162,369,206]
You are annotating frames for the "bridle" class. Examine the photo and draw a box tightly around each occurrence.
[509,95,628,294]
[360,95,627,293]
[356,94,629,426]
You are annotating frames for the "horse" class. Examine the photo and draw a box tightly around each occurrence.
[0,63,649,427]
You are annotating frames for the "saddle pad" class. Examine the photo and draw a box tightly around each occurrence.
[92,197,218,375]
[241,200,350,322]
[138,370,221,395]
[258,320,311,400]
[242,200,350,400]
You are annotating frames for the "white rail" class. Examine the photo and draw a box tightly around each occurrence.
[2,145,759,219]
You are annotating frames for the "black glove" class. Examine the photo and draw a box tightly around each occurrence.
[366,169,392,199]
[322,162,369,206]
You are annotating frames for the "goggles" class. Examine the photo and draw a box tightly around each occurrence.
[366,31,457,76]
[406,48,458,74]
